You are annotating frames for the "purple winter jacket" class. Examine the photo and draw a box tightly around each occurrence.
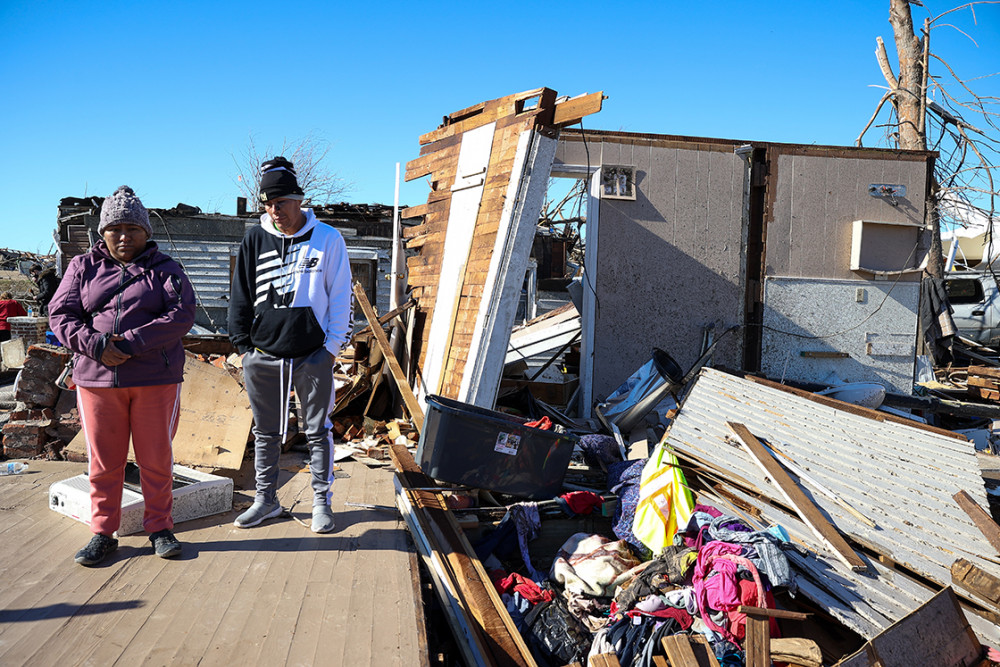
[48,241,196,388]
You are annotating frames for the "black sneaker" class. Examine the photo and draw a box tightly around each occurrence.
[149,529,182,559]
[74,533,118,566]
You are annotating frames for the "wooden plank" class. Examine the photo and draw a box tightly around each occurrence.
[172,355,251,469]
[354,298,414,337]
[390,445,535,667]
[966,376,1000,389]
[743,615,771,667]
[354,282,424,433]
[834,587,983,667]
[727,421,868,571]
[661,634,701,666]
[737,605,810,620]
[552,91,604,127]
[954,490,1000,554]
[770,638,823,667]
[739,606,810,667]
[968,365,1000,380]
[588,654,622,667]
[952,558,1000,605]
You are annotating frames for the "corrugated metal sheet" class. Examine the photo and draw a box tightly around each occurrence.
[151,238,235,331]
[666,367,1000,644]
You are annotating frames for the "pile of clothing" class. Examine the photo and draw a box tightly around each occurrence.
[478,439,804,667]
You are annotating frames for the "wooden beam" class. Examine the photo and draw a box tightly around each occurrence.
[737,605,810,621]
[952,558,1000,605]
[353,299,415,338]
[552,91,605,127]
[660,635,700,666]
[727,422,868,572]
[390,445,535,667]
[743,615,770,667]
[587,654,622,667]
[353,282,424,433]
[954,490,1000,554]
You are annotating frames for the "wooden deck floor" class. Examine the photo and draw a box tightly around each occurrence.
[0,454,428,666]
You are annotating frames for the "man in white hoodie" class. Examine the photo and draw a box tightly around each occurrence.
[228,157,353,533]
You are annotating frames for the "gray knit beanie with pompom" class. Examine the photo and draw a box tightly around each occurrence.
[99,185,152,237]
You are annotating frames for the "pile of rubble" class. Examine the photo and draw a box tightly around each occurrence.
[1,344,79,460]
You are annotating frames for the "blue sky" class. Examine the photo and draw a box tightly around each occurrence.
[1,1,997,254]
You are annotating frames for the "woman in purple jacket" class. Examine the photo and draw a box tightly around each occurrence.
[49,186,196,567]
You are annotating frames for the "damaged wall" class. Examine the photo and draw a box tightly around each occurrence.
[57,200,400,332]
[555,131,749,404]
[759,146,931,392]
[402,88,603,408]
[554,129,934,408]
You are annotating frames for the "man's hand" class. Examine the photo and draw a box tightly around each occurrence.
[100,335,131,367]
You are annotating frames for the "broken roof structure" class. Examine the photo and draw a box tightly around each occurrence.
[55,198,402,330]
[667,367,1000,645]
[401,87,603,408]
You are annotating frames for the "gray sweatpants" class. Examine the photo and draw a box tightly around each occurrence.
[242,346,334,507]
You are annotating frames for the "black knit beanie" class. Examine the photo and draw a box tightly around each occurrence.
[259,156,304,203]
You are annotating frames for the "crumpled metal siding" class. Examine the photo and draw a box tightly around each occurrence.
[666,367,1000,643]
[156,239,236,330]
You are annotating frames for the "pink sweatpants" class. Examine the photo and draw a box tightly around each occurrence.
[77,384,181,536]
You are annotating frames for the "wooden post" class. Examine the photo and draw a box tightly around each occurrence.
[353,282,425,433]
[738,606,810,667]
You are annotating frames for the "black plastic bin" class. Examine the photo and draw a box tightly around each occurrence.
[417,394,579,499]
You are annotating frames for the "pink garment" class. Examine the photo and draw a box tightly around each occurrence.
[78,384,181,535]
[716,554,768,641]
[692,541,765,644]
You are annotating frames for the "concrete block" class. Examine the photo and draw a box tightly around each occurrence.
[2,423,47,457]
[14,373,60,407]
[25,344,71,376]
[1,338,25,370]
[48,464,234,536]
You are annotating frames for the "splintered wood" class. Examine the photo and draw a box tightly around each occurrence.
[402,88,602,401]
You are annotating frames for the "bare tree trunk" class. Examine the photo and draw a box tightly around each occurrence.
[887,0,945,277]
[888,0,926,150]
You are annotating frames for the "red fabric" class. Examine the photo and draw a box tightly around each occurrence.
[524,416,553,430]
[0,299,27,332]
[727,578,779,642]
[560,490,604,515]
[624,605,694,630]
[78,384,181,535]
[492,571,554,604]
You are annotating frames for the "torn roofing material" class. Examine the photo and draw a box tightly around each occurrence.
[665,367,1000,644]
[401,88,602,409]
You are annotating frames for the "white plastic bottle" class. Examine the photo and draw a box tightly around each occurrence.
[0,462,28,475]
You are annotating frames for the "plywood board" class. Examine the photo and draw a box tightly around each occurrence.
[835,588,982,667]
[172,355,251,469]
[63,356,251,470]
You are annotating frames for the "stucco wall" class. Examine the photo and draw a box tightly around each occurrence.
[557,133,748,402]
[765,147,930,280]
